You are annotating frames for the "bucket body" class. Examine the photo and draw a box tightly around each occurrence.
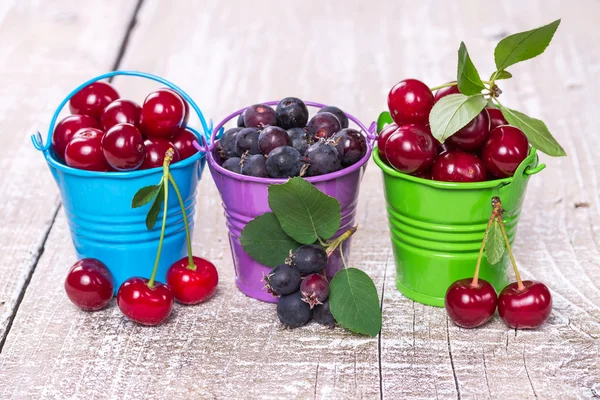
[32,70,213,293]
[208,101,376,303]
[47,153,205,291]
[373,148,543,307]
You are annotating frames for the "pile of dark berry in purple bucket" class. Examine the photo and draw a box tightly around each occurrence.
[216,98,367,178]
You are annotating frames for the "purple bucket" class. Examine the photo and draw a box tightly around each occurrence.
[205,101,376,302]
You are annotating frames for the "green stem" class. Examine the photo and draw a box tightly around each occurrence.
[148,169,170,288]
[430,82,457,92]
[482,80,493,85]
[497,215,525,291]
[168,174,196,270]
[325,226,358,257]
[472,212,497,287]
[339,241,347,269]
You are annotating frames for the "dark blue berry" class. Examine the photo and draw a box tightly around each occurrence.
[218,127,242,159]
[292,244,328,275]
[258,126,291,155]
[313,300,335,327]
[266,146,304,178]
[305,140,342,176]
[235,127,260,155]
[237,111,245,127]
[243,104,276,128]
[307,112,341,140]
[276,97,309,129]
[277,290,312,328]
[241,153,268,177]
[222,157,241,173]
[318,106,349,129]
[286,127,311,155]
[333,128,367,167]
[264,264,301,295]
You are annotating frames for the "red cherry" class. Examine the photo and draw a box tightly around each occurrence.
[161,88,189,126]
[141,138,181,169]
[117,277,174,326]
[445,109,490,152]
[434,83,460,102]
[102,123,146,171]
[387,79,434,125]
[445,278,497,328]
[101,99,142,131]
[487,107,508,131]
[69,82,119,120]
[376,122,399,163]
[64,128,111,171]
[52,114,100,160]
[64,258,114,311]
[498,281,552,329]
[171,129,200,160]
[139,89,186,139]
[384,124,436,174]
[432,150,487,182]
[166,256,219,305]
[482,125,529,178]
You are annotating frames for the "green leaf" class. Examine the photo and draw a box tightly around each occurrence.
[377,111,394,133]
[494,19,561,70]
[132,184,161,208]
[457,42,485,96]
[329,268,382,337]
[490,70,513,81]
[485,218,505,265]
[429,94,487,143]
[268,177,341,244]
[499,106,567,156]
[239,212,302,267]
[146,185,164,230]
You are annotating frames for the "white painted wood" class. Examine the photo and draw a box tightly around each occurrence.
[0,0,598,399]
[0,0,139,342]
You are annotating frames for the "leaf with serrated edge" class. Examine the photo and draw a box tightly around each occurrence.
[377,111,394,133]
[146,185,164,230]
[457,42,485,96]
[132,184,161,208]
[268,177,341,244]
[240,212,302,267]
[429,94,487,143]
[485,218,505,265]
[494,19,561,70]
[490,70,512,81]
[499,106,566,156]
[329,268,382,337]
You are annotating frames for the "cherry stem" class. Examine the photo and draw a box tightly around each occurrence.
[168,174,196,271]
[325,225,358,257]
[430,82,457,91]
[148,149,174,289]
[472,212,497,287]
[339,241,347,269]
[497,214,525,290]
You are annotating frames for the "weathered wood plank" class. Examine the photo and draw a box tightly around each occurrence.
[0,0,139,344]
[0,0,599,399]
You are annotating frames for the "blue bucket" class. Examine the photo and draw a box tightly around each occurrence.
[31,70,213,293]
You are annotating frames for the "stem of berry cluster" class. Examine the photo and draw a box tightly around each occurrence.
[491,197,525,291]
[429,82,457,92]
[147,149,174,289]
[168,174,196,271]
[325,225,358,257]
[471,212,497,288]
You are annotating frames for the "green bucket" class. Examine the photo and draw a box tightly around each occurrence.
[373,147,545,307]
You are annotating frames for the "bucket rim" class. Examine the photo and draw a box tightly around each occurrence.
[43,147,205,179]
[373,146,542,190]
[207,100,375,184]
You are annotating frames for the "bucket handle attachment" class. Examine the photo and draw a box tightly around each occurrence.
[31,70,212,153]
[207,100,377,151]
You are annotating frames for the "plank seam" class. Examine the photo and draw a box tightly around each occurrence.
[378,251,389,400]
[446,317,461,400]
[109,0,145,74]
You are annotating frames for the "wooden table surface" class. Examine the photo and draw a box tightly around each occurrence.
[0,1,598,399]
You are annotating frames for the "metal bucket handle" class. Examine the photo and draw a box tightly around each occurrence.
[31,70,213,153]
[205,100,377,150]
